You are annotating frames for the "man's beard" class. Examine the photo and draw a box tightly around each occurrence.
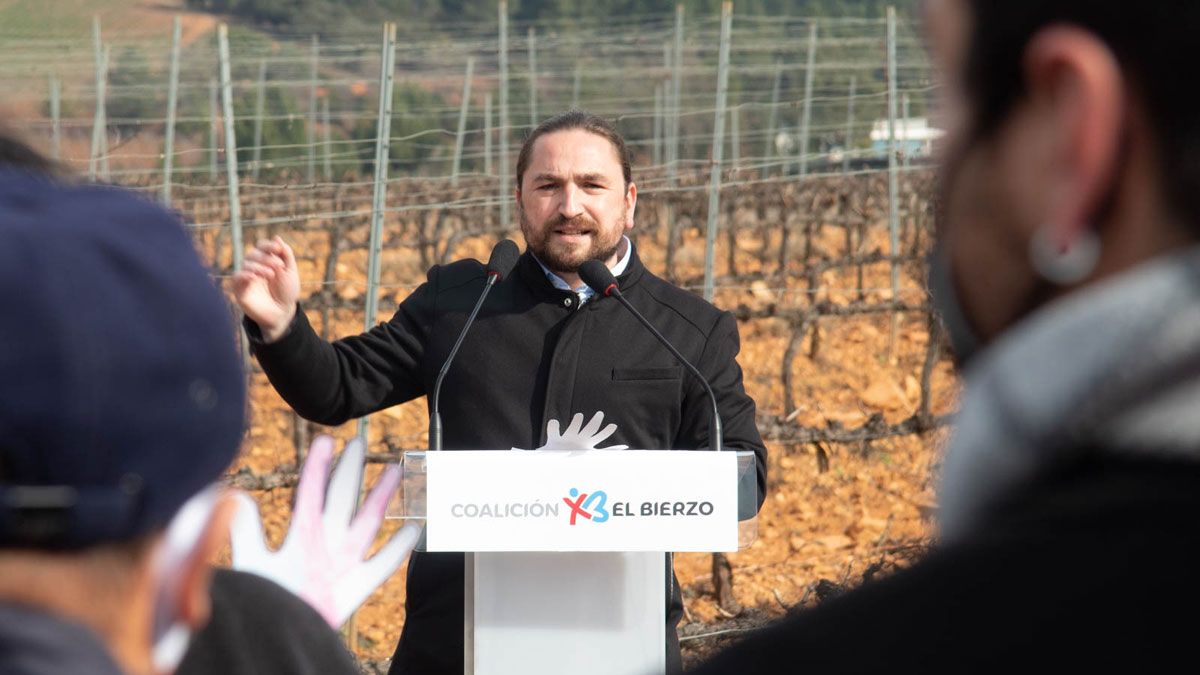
[520,208,626,275]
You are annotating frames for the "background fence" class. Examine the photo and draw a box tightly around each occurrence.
[1,4,933,189]
[1,2,951,667]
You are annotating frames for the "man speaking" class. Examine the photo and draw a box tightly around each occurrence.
[233,111,767,674]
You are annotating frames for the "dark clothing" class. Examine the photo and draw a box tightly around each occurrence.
[177,569,359,675]
[689,453,1200,674]
[0,171,245,551]
[692,247,1200,673]
[0,602,123,675]
[248,246,768,674]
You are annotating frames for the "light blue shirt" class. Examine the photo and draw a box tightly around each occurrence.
[533,235,633,305]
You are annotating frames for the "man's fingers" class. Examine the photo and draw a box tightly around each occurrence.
[248,242,279,265]
[247,240,287,262]
[273,235,298,270]
[241,260,277,280]
[231,271,273,308]
[235,257,275,279]
[230,270,257,292]
[245,247,286,271]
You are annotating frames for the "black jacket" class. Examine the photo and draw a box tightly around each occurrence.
[0,603,123,675]
[688,452,1200,674]
[249,245,768,674]
[177,569,359,675]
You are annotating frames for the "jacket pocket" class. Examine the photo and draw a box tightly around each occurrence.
[612,366,682,381]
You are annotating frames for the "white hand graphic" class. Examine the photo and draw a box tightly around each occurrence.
[514,411,629,452]
[230,435,421,628]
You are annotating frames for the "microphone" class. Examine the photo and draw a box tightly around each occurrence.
[578,260,724,452]
[429,239,520,451]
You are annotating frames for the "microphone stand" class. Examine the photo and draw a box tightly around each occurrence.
[429,272,500,451]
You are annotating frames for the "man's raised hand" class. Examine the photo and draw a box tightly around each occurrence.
[231,235,300,343]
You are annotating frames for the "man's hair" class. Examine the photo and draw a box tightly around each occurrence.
[515,110,632,189]
[964,1,1200,225]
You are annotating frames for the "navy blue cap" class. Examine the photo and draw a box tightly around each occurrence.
[0,171,246,549]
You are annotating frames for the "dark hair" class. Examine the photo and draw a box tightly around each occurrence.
[515,110,632,189]
[964,1,1200,224]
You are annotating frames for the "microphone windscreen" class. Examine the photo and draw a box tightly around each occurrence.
[578,259,618,296]
[486,239,521,281]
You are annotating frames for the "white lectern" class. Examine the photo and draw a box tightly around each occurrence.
[394,449,759,675]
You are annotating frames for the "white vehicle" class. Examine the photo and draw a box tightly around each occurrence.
[869,117,945,158]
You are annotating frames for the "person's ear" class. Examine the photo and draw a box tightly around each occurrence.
[624,182,637,230]
[176,492,237,631]
[1022,25,1124,248]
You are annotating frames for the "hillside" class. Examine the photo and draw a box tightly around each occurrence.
[0,0,217,39]
[184,0,919,37]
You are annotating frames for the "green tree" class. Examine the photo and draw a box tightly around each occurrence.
[233,85,310,179]
[353,82,454,176]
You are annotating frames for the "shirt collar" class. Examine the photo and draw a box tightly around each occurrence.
[533,235,632,304]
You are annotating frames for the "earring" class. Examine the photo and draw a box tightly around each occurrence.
[1028,225,1101,285]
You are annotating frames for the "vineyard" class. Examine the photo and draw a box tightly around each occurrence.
[0,1,953,669]
[198,167,956,667]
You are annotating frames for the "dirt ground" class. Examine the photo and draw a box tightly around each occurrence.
[221,200,957,670]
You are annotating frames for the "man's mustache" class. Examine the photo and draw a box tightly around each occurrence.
[543,214,601,231]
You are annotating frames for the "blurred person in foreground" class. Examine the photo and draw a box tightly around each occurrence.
[0,149,245,674]
[691,1,1200,672]
[0,133,415,675]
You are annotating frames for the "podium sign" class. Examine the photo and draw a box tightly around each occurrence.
[426,450,738,553]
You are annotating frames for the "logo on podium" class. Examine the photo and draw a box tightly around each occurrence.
[563,488,610,525]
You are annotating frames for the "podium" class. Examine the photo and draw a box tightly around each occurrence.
[393,449,760,675]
